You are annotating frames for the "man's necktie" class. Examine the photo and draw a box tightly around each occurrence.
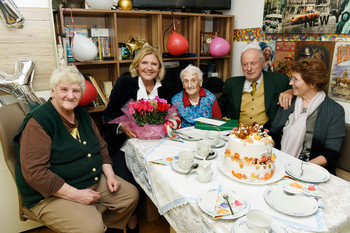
[250,82,257,96]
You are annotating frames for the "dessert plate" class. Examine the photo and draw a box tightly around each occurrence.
[176,129,204,141]
[211,139,226,148]
[232,216,291,233]
[197,187,249,220]
[194,150,218,160]
[217,160,285,185]
[264,186,318,217]
[220,130,232,141]
[285,162,330,183]
[171,159,197,174]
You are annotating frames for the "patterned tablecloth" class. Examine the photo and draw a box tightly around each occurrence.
[124,134,350,233]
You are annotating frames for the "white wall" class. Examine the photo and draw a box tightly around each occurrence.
[225,0,350,124]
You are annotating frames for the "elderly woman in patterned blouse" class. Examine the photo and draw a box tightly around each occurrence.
[172,64,222,127]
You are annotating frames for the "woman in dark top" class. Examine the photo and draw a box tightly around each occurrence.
[270,59,345,174]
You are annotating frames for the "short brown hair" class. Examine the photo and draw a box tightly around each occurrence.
[290,58,329,91]
[129,45,165,81]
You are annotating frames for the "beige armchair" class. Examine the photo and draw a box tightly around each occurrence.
[0,103,45,224]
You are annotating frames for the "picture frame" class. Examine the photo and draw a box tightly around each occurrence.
[200,32,219,55]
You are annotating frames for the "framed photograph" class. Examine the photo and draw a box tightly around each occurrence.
[200,32,219,55]
[328,41,350,103]
[274,41,296,77]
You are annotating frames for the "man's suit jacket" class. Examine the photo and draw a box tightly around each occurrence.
[218,71,290,129]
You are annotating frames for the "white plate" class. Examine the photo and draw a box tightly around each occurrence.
[211,139,226,148]
[264,186,318,217]
[197,187,249,220]
[220,130,231,141]
[285,162,330,183]
[176,129,204,141]
[218,160,285,185]
[171,159,197,174]
[194,150,218,160]
[232,216,291,233]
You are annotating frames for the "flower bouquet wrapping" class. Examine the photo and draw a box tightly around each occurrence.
[108,96,180,139]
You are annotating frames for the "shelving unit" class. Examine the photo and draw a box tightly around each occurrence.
[55,7,234,108]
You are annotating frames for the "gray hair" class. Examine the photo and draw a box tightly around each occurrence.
[180,64,203,83]
[50,66,85,94]
[241,43,265,65]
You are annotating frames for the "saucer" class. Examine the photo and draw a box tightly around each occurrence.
[211,139,226,148]
[194,150,218,160]
[171,159,197,174]
[232,216,290,233]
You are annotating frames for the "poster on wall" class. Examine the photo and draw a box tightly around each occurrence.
[274,41,295,77]
[294,41,335,74]
[328,42,350,103]
[259,41,276,72]
[263,0,346,34]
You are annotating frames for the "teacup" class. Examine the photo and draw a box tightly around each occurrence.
[178,151,195,170]
[197,140,211,157]
[206,131,220,146]
[246,209,272,233]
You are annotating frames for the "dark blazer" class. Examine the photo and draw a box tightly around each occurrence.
[103,74,173,152]
[270,97,345,175]
[218,71,290,129]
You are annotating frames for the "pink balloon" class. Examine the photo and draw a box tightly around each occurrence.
[167,31,189,55]
[209,37,231,57]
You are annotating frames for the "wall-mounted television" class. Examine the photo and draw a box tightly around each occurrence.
[132,0,231,12]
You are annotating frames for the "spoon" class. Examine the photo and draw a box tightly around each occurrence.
[283,187,322,198]
[222,194,234,215]
[204,151,215,160]
[177,131,195,139]
[185,163,198,175]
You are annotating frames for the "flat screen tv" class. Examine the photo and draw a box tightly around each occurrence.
[132,0,231,11]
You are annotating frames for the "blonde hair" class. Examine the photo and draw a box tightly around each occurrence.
[129,46,165,81]
[50,65,85,93]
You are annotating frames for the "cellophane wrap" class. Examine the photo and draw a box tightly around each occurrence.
[108,99,180,140]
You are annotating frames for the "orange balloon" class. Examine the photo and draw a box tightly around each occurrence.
[79,80,97,106]
[167,31,189,55]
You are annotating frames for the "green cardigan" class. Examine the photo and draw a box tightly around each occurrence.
[14,101,102,208]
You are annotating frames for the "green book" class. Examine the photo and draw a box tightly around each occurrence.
[195,119,239,131]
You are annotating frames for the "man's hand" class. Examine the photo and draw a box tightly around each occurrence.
[278,89,293,110]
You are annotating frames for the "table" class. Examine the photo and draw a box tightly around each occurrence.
[124,130,350,233]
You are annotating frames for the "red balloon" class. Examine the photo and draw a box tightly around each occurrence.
[167,31,189,55]
[79,80,97,106]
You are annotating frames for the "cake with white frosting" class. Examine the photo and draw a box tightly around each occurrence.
[220,123,276,181]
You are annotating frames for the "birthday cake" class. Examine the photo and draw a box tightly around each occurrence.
[220,123,276,181]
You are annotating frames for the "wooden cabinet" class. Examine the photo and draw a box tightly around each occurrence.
[55,8,234,102]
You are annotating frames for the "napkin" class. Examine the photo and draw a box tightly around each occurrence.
[213,185,245,219]
[148,156,178,166]
[276,177,321,198]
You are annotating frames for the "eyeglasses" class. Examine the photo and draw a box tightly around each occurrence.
[289,77,299,83]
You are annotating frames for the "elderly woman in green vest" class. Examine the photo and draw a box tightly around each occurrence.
[14,66,139,233]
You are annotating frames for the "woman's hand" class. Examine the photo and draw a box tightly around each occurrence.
[120,122,136,138]
[278,89,293,110]
[53,183,100,205]
[102,164,121,192]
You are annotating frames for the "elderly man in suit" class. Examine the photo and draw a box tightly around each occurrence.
[218,43,292,129]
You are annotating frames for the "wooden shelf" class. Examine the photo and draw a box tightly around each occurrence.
[54,8,234,112]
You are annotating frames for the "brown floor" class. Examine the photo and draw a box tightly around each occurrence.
[23,215,170,233]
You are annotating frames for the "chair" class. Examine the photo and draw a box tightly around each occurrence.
[337,123,350,182]
[0,103,46,224]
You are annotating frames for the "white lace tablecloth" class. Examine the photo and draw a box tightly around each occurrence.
[125,136,350,233]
